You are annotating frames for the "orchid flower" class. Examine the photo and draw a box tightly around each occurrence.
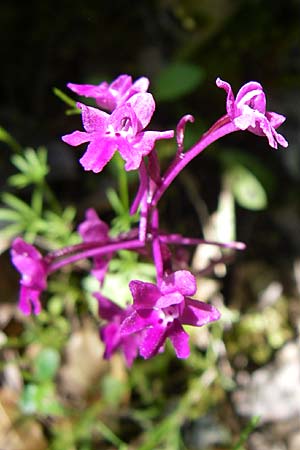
[95,293,141,367]
[78,208,111,284]
[216,78,288,149]
[67,74,150,112]
[120,271,220,359]
[62,93,174,173]
[11,238,48,315]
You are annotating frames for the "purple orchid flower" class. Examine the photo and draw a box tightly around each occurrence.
[120,270,220,359]
[216,78,288,149]
[62,93,174,173]
[11,238,48,315]
[95,293,141,367]
[78,208,111,284]
[67,74,150,112]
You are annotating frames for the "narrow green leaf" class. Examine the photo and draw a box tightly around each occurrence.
[53,87,78,108]
[106,188,125,215]
[0,208,20,221]
[0,126,22,152]
[2,193,34,215]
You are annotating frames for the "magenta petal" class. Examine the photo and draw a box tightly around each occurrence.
[121,309,159,335]
[132,77,150,93]
[121,130,174,171]
[129,280,160,308]
[94,293,123,320]
[78,208,109,242]
[68,81,108,97]
[161,270,197,296]
[156,292,183,308]
[11,238,47,291]
[235,82,265,113]
[62,130,91,147]
[79,103,109,133]
[139,325,165,359]
[181,298,221,326]
[127,93,155,129]
[19,286,41,316]
[216,78,235,117]
[274,131,288,148]
[122,335,140,367]
[169,321,190,358]
[266,111,286,129]
[79,138,117,173]
[110,74,132,94]
[109,103,138,135]
[100,322,121,359]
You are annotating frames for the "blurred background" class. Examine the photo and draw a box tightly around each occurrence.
[0,1,300,449]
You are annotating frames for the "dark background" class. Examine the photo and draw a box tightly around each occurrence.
[1,1,300,449]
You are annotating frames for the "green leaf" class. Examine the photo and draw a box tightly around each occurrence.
[0,208,21,221]
[0,126,22,152]
[9,147,49,188]
[154,63,204,101]
[53,87,78,108]
[33,348,60,382]
[227,165,268,210]
[216,148,276,194]
[20,382,63,416]
[2,192,34,215]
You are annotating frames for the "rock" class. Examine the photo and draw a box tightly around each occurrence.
[233,339,300,423]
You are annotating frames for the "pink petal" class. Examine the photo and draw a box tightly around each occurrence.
[235,82,265,113]
[169,321,190,358]
[132,77,150,93]
[79,138,117,173]
[122,335,140,367]
[94,293,123,320]
[160,270,197,296]
[110,74,132,94]
[78,208,109,242]
[266,111,286,129]
[155,292,184,308]
[129,280,160,308]
[216,78,235,117]
[100,322,121,358]
[127,93,155,130]
[62,130,91,147]
[120,309,159,335]
[67,81,109,98]
[78,103,109,133]
[181,298,221,326]
[139,326,165,359]
[19,286,41,316]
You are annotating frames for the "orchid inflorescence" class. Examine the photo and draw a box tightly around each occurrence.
[11,74,288,366]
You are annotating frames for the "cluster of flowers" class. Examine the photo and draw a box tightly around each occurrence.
[11,74,288,366]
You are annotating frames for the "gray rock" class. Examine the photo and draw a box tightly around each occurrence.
[233,339,300,423]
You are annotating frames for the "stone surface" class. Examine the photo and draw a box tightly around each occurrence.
[233,339,300,423]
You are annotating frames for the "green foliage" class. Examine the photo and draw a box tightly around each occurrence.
[53,87,81,115]
[154,62,204,101]
[9,147,49,188]
[0,126,22,152]
[226,164,267,210]
[33,347,61,382]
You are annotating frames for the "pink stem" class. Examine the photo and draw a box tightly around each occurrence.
[159,233,246,250]
[48,239,144,273]
[151,119,237,207]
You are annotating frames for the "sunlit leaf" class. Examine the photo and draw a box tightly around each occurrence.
[227,165,268,210]
[34,348,60,382]
[154,63,204,101]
